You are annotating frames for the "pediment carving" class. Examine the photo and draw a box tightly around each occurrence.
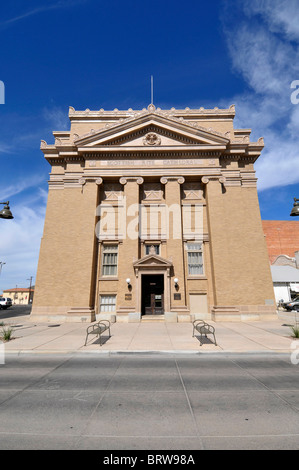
[74,113,230,149]
[105,125,200,147]
[133,254,173,268]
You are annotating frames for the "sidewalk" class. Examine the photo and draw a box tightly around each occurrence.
[1,309,298,355]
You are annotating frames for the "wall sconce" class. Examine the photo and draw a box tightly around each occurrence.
[126,278,132,290]
[174,278,179,290]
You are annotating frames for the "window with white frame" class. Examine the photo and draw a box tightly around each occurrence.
[186,243,203,275]
[99,295,116,312]
[102,244,118,276]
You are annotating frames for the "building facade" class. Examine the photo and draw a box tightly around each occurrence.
[2,287,34,304]
[31,104,276,323]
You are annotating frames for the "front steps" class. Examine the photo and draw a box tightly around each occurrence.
[141,315,165,322]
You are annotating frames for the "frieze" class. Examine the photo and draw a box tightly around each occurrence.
[96,157,219,168]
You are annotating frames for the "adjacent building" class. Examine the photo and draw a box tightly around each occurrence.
[262,221,299,264]
[31,104,276,323]
[2,287,34,304]
[262,221,299,303]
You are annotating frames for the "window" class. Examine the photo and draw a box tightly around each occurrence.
[100,295,116,312]
[102,244,118,276]
[145,244,160,255]
[186,243,203,275]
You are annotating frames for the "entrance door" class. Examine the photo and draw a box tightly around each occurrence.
[142,274,164,315]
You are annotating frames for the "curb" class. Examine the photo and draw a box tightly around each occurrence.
[2,349,293,356]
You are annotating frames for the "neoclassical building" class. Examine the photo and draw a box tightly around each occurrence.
[31,103,276,323]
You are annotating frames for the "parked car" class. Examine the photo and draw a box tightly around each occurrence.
[283,296,299,311]
[0,297,12,309]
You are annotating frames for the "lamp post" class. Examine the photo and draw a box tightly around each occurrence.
[0,201,14,219]
[290,198,299,217]
[27,276,33,304]
[0,262,6,276]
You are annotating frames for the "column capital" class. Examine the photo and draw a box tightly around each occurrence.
[201,176,226,186]
[160,176,185,185]
[78,177,103,188]
[119,176,144,185]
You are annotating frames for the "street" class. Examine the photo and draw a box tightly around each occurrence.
[0,351,298,450]
[0,303,31,320]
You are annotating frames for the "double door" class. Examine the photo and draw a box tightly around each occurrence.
[142,274,164,315]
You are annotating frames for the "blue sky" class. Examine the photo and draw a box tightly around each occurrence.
[0,0,299,292]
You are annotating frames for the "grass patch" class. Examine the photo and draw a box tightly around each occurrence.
[290,325,299,338]
[1,326,14,342]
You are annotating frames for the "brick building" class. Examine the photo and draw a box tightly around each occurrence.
[262,220,299,264]
[31,104,276,323]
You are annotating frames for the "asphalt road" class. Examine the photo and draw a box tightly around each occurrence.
[0,352,298,450]
[0,304,31,320]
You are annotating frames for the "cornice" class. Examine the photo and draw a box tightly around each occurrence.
[40,104,264,166]
[68,104,236,121]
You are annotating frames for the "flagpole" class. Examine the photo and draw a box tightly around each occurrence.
[151,75,153,105]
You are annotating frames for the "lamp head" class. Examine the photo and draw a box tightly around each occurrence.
[290,198,299,217]
[0,202,13,219]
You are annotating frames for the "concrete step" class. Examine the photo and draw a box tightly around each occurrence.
[141,315,165,322]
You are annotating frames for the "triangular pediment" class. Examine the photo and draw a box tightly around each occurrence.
[133,253,173,268]
[74,112,229,149]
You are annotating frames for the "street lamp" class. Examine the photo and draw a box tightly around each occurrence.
[0,201,14,219]
[290,198,299,217]
[0,262,6,276]
[27,276,33,304]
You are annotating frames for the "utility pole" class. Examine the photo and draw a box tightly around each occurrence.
[0,262,5,276]
[27,276,33,304]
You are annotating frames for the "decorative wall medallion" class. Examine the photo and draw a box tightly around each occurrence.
[143,132,161,146]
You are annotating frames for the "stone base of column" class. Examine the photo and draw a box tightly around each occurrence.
[67,307,95,322]
[95,313,116,323]
[211,305,277,321]
[30,306,95,322]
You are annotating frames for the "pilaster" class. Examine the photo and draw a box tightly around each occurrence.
[203,176,276,320]
[160,176,189,317]
[31,181,99,322]
[116,177,144,319]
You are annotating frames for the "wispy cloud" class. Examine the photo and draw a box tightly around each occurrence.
[0,178,48,291]
[222,0,299,191]
[43,106,70,131]
[0,198,46,292]
[0,143,12,154]
[0,174,46,201]
[0,0,88,28]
